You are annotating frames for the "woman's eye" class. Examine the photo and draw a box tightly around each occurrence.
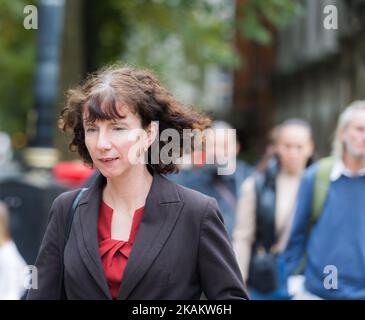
[86,127,96,133]
[113,127,126,131]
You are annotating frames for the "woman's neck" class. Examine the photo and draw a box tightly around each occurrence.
[103,165,153,215]
[280,167,305,177]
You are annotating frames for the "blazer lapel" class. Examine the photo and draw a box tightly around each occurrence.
[75,174,111,299]
[117,173,184,300]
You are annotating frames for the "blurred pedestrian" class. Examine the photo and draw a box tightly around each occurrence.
[233,119,314,299]
[27,65,248,300]
[0,201,27,299]
[169,120,253,238]
[284,101,365,299]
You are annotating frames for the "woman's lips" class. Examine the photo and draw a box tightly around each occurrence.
[99,157,119,163]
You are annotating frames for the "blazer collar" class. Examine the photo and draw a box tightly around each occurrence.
[75,170,184,299]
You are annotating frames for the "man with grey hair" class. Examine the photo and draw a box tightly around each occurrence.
[283,100,365,299]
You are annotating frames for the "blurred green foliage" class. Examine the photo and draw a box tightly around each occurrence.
[0,0,37,136]
[0,0,301,145]
[238,0,303,45]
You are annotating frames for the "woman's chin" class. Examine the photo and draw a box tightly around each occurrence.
[99,169,123,179]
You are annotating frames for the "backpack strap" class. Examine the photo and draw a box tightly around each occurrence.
[310,156,335,228]
[294,157,335,275]
[59,187,88,299]
[63,188,88,245]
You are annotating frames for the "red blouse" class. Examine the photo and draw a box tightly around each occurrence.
[98,200,144,299]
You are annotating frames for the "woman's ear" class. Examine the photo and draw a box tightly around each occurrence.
[146,121,159,149]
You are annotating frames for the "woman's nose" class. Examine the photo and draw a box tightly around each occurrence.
[96,131,112,150]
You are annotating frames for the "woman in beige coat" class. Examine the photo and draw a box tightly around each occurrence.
[233,119,314,299]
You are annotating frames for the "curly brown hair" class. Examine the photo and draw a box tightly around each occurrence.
[59,64,211,174]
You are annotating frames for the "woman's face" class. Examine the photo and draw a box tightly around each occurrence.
[276,125,313,175]
[83,105,148,179]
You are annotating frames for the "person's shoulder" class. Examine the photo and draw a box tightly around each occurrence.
[45,188,86,227]
[176,182,223,223]
[163,175,225,228]
[239,174,256,194]
[173,180,212,203]
[49,188,84,219]
[53,188,83,206]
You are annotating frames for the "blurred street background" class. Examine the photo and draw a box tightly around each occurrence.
[1,0,365,299]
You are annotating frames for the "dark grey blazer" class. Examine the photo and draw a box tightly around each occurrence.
[27,171,248,300]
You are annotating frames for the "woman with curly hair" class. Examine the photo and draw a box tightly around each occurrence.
[27,65,248,300]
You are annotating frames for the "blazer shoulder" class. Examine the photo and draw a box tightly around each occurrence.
[173,179,212,200]
[53,188,83,208]
[48,188,83,224]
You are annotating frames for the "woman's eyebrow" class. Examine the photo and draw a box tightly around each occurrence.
[82,119,128,126]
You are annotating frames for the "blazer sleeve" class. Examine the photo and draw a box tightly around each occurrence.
[27,192,73,300]
[198,198,249,300]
